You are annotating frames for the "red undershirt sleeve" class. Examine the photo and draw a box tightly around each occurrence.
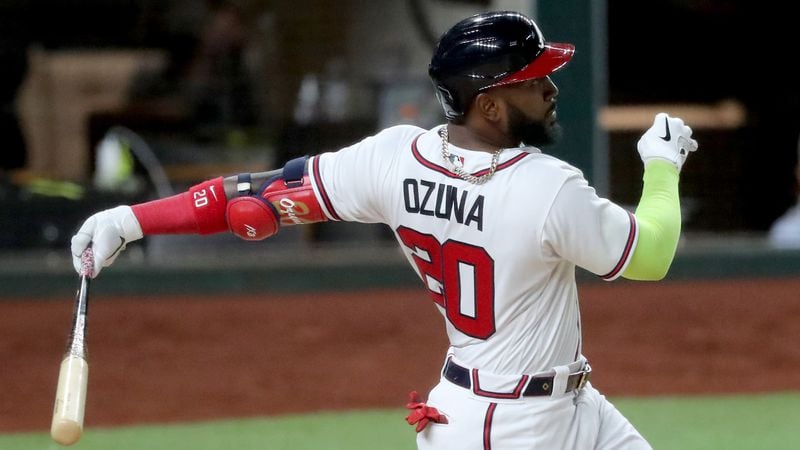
[131,177,229,235]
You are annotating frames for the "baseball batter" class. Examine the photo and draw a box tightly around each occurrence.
[70,11,697,450]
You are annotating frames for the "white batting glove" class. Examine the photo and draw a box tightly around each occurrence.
[637,112,699,172]
[70,206,143,278]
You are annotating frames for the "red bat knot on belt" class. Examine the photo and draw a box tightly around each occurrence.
[405,391,448,432]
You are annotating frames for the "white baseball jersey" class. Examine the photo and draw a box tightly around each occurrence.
[308,124,637,376]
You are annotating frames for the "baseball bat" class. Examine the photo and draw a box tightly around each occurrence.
[51,247,93,446]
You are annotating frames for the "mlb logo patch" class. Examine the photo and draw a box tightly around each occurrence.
[447,154,465,168]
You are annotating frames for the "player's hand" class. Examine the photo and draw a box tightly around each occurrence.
[637,112,698,172]
[70,206,143,278]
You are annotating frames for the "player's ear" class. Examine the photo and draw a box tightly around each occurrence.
[474,92,502,123]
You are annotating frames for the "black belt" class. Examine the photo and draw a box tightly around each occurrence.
[443,359,591,397]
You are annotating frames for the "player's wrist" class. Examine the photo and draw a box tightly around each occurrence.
[115,205,144,242]
[642,158,681,173]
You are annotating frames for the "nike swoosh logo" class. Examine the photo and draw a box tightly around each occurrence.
[659,117,671,141]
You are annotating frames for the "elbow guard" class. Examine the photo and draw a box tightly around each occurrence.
[226,156,327,241]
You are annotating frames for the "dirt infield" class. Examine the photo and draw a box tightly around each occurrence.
[2,277,799,431]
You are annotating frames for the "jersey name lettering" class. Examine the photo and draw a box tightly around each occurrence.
[402,178,484,231]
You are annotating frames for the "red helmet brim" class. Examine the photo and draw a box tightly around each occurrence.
[489,43,575,88]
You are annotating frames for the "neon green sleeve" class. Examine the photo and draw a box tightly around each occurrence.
[622,160,681,280]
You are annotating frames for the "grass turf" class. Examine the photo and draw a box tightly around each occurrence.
[2,392,798,450]
[614,391,800,450]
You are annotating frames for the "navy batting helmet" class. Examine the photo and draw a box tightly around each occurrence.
[429,11,575,122]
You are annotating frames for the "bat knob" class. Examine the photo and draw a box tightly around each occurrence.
[51,419,82,446]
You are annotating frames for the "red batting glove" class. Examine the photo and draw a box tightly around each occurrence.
[405,391,448,432]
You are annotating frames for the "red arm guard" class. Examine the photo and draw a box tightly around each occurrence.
[226,156,328,241]
[260,174,327,226]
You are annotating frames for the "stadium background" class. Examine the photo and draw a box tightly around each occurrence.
[1,0,799,448]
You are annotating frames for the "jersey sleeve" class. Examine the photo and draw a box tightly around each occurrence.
[541,172,638,280]
[308,125,422,224]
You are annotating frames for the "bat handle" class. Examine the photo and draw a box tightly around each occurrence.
[65,278,90,360]
[65,246,93,360]
[80,246,94,279]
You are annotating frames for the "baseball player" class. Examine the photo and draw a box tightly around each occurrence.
[70,11,697,450]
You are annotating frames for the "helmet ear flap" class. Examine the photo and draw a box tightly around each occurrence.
[433,84,463,122]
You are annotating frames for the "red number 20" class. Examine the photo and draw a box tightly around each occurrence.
[397,226,495,339]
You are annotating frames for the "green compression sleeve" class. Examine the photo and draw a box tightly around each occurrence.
[622,160,681,280]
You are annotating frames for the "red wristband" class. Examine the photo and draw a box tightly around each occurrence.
[132,177,228,235]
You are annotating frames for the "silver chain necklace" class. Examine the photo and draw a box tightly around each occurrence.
[440,126,504,185]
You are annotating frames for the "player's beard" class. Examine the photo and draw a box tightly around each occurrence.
[507,103,562,148]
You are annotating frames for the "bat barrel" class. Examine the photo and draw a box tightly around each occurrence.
[51,354,89,446]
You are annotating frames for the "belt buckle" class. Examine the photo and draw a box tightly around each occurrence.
[577,363,592,390]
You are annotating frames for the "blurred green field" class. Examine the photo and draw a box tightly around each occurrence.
[2,392,798,450]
